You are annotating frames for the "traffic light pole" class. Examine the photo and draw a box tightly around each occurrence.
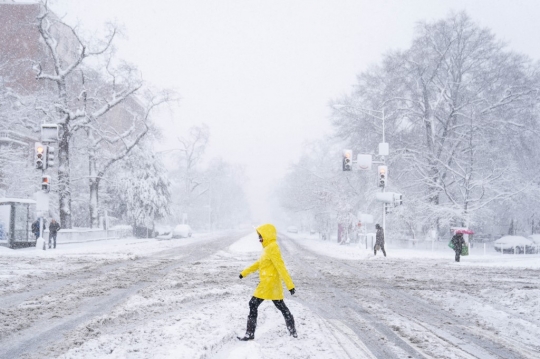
[361,107,387,243]
[341,106,389,247]
[382,188,386,242]
[40,167,46,250]
[35,126,58,249]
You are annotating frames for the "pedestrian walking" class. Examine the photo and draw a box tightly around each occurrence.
[48,219,61,249]
[451,232,465,262]
[31,218,45,240]
[374,224,386,257]
[237,223,297,341]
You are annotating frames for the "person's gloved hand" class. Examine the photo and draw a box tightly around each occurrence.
[239,274,243,279]
[289,288,296,295]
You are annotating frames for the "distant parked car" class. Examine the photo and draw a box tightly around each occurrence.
[173,224,193,238]
[494,236,535,254]
[155,225,173,240]
[527,235,540,253]
[286,226,298,233]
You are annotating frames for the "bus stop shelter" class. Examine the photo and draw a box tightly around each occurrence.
[0,198,37,248]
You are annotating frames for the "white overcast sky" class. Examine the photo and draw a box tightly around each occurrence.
[48,0,540,221]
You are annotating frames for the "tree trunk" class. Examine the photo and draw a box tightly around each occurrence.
[88,150,100,228]
[89,180,99,228]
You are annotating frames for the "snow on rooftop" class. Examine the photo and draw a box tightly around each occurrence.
[0,198,36,204]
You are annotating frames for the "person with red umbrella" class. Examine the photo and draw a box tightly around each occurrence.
[450,229,473,262]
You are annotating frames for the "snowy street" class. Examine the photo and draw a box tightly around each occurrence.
[0,232,538,358]
[3,1,540,358]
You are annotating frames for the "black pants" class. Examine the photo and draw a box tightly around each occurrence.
[374,243,386,257]
[49,233,57,248]
[455,249,461,262]
[245,296,295,337]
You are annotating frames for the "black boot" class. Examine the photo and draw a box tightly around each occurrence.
[275,300,297,338]
[288,326,298,338]
[237,334,254,341]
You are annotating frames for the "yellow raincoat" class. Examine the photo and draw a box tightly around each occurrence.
[240,224,295,300]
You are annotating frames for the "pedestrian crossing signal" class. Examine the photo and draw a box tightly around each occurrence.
[42,175,51,193]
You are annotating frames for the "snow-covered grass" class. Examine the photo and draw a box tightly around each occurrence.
[0,232,221,259]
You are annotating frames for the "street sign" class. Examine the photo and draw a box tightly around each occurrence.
[357,154,372,170]
[34,191,49,212]
[375,192,395,203]
[41,124,59,142]
[358,213,374,223]
[378,142,389,156]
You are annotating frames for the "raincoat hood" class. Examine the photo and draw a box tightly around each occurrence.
[256,223,277,248]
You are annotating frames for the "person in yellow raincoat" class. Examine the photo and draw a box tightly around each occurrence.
[237,223,297,340]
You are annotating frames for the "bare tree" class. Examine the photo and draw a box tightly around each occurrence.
[85,90,174,227]
[33,3,144,228]
[174,124,210,218]
[200,158,250,229]
[332,12,540,237]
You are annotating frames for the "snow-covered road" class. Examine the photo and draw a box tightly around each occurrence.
[0,232,539,358]
[282,236,540,358]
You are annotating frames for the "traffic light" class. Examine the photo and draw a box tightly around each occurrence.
[35,142,45,170]
[41,175,51,193]
[393,193,403,207]
[46,146,55,168]
[378,165,387,187]
[342,149,352,171]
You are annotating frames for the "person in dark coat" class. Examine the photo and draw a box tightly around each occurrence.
[451,233,465,262]
[48,219,61,249]
[374,224,386,257]
[31,219,46,240]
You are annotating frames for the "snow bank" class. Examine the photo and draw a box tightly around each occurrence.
[229,232,262,253]
[286,232,540,269]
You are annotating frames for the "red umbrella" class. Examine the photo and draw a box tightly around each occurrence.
[455,229,474,234]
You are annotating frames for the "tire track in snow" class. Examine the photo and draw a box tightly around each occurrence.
[0,233,243,358]
[341,262,538,359]
[281,236,425,359]
[0,258,134,310]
